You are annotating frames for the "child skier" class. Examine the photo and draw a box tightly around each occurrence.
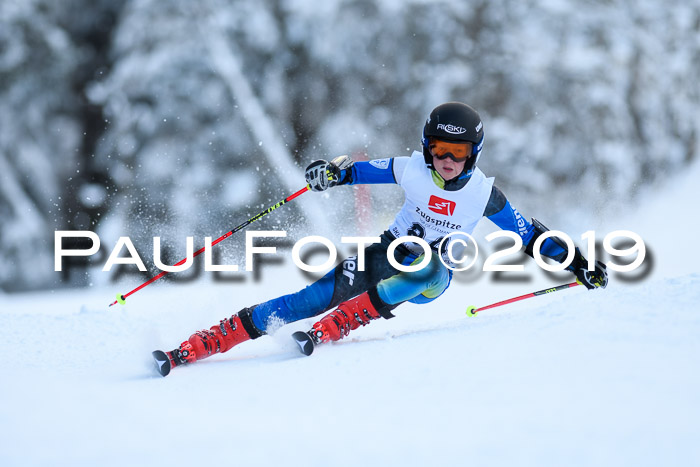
[153,102,608,376]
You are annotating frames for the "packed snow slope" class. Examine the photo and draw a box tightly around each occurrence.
[1,160,699,467]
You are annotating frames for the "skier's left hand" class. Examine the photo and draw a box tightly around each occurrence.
[569,248,608,290]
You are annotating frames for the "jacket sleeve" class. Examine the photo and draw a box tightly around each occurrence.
[340,157,409,185]
[484,185,568,262]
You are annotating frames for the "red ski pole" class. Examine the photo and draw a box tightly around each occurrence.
[109,185,310,307]
[466,281,580,317]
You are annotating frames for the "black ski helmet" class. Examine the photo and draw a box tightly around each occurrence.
[422,102,484,176]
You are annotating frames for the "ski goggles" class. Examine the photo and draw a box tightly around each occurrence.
[428,138,472,162]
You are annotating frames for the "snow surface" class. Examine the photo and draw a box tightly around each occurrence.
[1,161,699,467]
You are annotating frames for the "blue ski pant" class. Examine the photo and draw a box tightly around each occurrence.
[250,232,452,332]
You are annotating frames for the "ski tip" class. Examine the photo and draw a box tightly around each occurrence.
[152,350,171,377]
[291,331,315,356]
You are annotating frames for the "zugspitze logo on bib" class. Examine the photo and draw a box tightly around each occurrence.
[428,195,456,216]
[437,123,466,135]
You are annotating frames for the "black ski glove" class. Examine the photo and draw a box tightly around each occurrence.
[305,155,352,192]
[569,247,608,290]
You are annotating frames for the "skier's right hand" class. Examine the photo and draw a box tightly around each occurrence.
[305,156,352,192]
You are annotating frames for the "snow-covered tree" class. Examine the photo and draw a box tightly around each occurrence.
[1,0,699,291]
[0,0,83,290]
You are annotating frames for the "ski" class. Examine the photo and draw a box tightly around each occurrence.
[291,331,316,356]
[152,350,172,377]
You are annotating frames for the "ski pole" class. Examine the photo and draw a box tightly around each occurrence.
[466,281,580,317]
[109,185,310,307]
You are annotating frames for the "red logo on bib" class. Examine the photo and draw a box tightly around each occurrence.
[428,195,456,216]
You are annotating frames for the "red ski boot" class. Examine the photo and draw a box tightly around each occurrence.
[153,307,263,376]
[292,289,396,356]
